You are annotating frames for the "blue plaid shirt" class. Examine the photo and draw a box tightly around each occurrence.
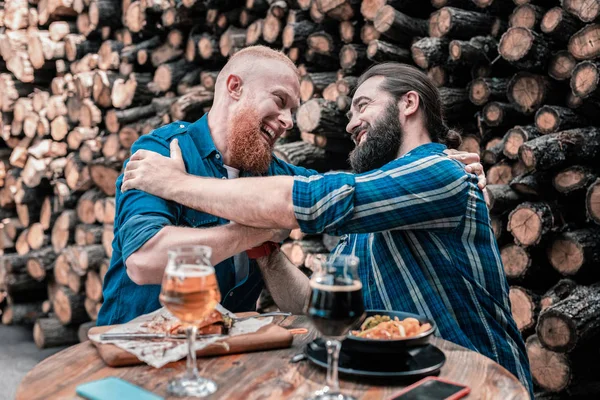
[292,143,533,397]
[97,115,315,326]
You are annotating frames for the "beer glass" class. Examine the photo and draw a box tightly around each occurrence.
[306,254,365,400]
[159,245,221,397]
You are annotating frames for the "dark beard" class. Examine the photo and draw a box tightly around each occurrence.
[348,101,403,173]
[227,106,273,174]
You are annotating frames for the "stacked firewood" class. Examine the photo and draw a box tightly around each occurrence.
[0,0,599,396]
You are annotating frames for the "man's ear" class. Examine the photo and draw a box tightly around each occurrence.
[226,74,243,100]
[401,91,420,117]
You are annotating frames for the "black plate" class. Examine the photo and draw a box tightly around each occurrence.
[305,338,446,380]
[344,310,436,354]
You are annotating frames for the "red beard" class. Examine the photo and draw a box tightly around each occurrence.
[227,106,273,174]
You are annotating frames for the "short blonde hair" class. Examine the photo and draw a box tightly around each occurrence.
[221,45,300,79]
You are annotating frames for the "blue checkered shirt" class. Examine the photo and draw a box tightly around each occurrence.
[292,143,533,397]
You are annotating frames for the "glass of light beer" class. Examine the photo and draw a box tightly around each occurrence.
[159,245,221,397]
[306,254,365,400]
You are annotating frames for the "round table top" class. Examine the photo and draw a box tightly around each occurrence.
[17,316,528,400]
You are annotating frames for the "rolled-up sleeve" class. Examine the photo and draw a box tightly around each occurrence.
[292,155,470,235]
[114,134,181,263]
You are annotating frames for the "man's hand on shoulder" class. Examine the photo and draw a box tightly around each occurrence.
[122,139,187,199]
[444,149,486,190]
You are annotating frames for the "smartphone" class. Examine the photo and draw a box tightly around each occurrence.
[388,376,470,400]
[76,377,164,400]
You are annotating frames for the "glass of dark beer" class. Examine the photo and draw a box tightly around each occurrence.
[306,254,365,400]
[159,245,221,398]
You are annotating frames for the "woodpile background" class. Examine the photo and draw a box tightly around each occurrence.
[0,0,598,398]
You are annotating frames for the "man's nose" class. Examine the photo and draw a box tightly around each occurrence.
[280,109,293,130]
[346,116,360,134]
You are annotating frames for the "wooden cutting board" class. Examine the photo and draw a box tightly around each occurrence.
[88,315,294,367]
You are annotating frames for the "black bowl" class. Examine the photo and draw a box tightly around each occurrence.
[343,310,436,354]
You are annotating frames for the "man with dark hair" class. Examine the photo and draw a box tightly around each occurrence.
[122,62,534,394]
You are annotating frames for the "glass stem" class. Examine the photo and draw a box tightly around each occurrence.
[325,339,341,393]
[185,325,199,379]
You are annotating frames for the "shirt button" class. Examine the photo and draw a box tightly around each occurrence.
[229,292,234,297]
[215,154,221,159]
[179,124,185,128]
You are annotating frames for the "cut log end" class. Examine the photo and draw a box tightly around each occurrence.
[535,108,559,134]
[586,180,600,225]
[483,102,502,124]
[571,61,599,99]
[541,7,561,34]
[499,27,534,62]
[428,8,451,38]
[569,24,600,60]
[549,51,576,81]
[537,314,574,351]
[509,287,536,332]
[526,335,570,393]
[548,239,583,276]
[501,244,530,280]
[508,207,542,246]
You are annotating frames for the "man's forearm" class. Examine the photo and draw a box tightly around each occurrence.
[170,175,299,230]
[256,250,311,314]
[126,223,273,285]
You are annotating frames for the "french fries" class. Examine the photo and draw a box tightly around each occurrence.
[352,315,432,340]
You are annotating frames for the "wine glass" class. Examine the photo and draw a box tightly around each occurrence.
[306,254,365,400]
[159,245,221,397]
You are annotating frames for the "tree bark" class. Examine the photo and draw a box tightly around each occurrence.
[487,184,522,214]
[152,59,198,93]
[52,285,90,326]
[296,99,347,136]
[541,7,583,43]
[339,44,369,74]
[33,317,79,349]
[537,283,600,353]
[535,105,587,134]
[541,279,578,313]
[169,86,215,121]
[300,72,338,102]
[482,102,530,128]
[274,141,347,172]
[373,5,428,44]
[468,77,509,106]
[411,37,450,69]
[1,302,45,325]
[519,127,600,171]
[366,40,411,64]
[429,7,499,39]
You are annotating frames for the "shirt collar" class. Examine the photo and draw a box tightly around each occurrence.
[188,114,219,159]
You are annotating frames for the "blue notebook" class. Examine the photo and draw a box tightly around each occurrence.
[75,377,164,400]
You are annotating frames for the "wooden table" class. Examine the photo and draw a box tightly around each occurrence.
[17,316,528,400]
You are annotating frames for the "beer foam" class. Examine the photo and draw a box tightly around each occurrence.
[310,280,363,292]
[166,264,214,278]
